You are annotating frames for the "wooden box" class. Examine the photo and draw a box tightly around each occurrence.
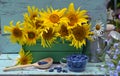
[22,41,83,63]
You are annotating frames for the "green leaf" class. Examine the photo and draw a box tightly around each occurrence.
[112,59,118,66]
[117,3,120,8]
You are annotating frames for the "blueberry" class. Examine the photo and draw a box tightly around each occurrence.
[84,56,88,59]
[62,69,68,73]
[54,67,58,69]
[49,69,54,72]
[80,55,84,58]
[73,57,80,61]
[54,66,62,70]
[57,69,62,73]
[79,59,83,62]
[54,66,63,73]
[38,61,48,65]
[81,58,85,61]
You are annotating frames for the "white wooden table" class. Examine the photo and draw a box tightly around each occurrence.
[0,54,108,76]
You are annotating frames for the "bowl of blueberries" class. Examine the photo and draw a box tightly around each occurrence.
[66,54,88,72]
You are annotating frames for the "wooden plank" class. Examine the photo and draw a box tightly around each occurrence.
[0,54,107,75]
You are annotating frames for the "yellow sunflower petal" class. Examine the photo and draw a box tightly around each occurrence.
[19,49,25,57]
[28,6,32,14]
[68,3,75,12]
[58,8,67,17]
[4,26,12,33]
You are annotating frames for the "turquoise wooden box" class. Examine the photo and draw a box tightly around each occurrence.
[22,40,83,63]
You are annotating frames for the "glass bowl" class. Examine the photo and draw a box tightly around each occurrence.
[66,54,88,72]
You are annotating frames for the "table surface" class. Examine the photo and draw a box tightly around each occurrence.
[0,54,108,76]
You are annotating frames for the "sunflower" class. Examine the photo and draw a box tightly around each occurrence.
[4,21,26,45]
[69,24,93,49]
[40,27,57,48]
[16,49,33,65]
[93,20,104,37]
[33,17,44,30]
[65,3,89,29]
[23,6,39,25]
[39,7,68,28]
[27,6,39,20]
[56,22,70,42]
[24,27,39,46]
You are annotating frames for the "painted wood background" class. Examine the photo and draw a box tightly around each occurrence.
[0,0,107,53]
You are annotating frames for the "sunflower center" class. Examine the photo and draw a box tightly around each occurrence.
[28,32,36,39]
[13,28,22,37]
[72,26,86,41]
[95,24,101,30]
[42,28,54,40]
[20,57,28,65]
[35,20,43,29]
[30,13,37,20]
[68,14,77,26]
[59,25,69,37]
[49,14,60,23]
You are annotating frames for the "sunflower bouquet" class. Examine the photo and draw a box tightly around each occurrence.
[4,3,93,49]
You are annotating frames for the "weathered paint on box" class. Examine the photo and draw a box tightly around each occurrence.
[22,40,83,62]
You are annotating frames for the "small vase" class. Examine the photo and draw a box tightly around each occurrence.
[90,37,104,63]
